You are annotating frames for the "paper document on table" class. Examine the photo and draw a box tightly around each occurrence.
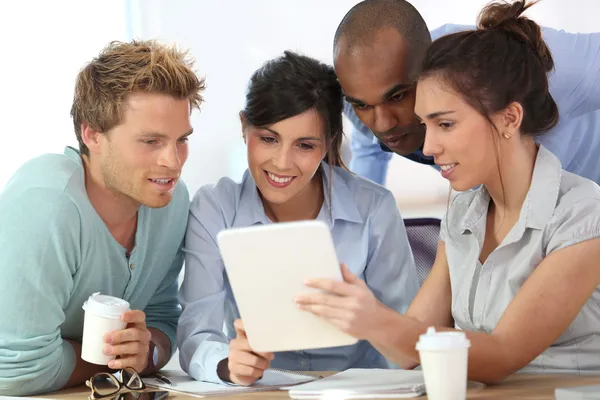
[555,384,600,399]
[144,368,318,398]
[286,369,426,399]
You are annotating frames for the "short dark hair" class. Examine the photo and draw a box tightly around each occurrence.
[420,0,558,137]
[333,0,431,77]
[241,50,345,169]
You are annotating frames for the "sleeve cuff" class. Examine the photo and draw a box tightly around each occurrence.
[188,342,231,384]
[146,321,177,357]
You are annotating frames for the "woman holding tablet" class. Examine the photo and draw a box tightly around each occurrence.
[296,0,600,383]
[178,51,419,385]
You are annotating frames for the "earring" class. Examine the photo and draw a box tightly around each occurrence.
[503,131,512,139]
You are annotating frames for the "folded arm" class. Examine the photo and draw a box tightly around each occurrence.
[144,249,185,371]
[177,187,232,384]
[543,28,600,118]
[373,236,600,383]
[364,192,419,314]
[0,189,88,395]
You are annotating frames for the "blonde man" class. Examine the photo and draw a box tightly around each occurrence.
[0,40,204,396]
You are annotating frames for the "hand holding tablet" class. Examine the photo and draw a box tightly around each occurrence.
[217,220,358,353]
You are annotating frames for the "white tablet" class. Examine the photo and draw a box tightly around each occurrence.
[216,220,358,353]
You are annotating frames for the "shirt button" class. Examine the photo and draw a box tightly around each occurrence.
[130,263,135,270]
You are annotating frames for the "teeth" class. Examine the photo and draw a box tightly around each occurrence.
[152,179,171,184]
[440,164,457,171]
[268,172,293,184]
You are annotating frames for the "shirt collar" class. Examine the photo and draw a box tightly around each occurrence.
[64,146,83,164]
[460,145,562,236]
[234,162,363,228]
[521,145,561,229]
[321,162,363,226]
[234,171,270,227]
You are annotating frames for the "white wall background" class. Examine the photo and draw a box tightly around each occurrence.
[125,0,600,218]
[0,1,128,190]
[2,0,598,218]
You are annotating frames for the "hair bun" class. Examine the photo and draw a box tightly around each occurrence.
[477,0,553,72]
[478,0,528,29]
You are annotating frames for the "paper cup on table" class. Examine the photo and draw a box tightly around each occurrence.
[81,292,130,365]
[416,327,471,400]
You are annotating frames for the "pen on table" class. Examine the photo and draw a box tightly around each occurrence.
[153,373,173,386]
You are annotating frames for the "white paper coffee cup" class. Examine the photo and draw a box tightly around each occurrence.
[416,327,471,400]
[81,292,130,365]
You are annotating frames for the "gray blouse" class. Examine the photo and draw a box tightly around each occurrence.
[441,145,600,373]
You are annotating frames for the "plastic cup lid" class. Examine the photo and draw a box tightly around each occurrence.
[82,292,130,318]
[416,326,471,351]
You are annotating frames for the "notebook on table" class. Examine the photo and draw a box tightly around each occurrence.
[144,368,319,398]
[285,369,426,399]
[555,385,600,400]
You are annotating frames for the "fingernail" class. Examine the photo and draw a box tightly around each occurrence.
[108,360,116,369]
[104,334,113,344]
[103,345,112,355]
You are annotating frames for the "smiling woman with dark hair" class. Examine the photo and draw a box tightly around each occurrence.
[297,0,600,384]
[177,50,419,386]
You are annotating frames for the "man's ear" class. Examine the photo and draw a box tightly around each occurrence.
[81,122,103,154]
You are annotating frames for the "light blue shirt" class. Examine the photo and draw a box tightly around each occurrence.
[348,24,600,185]
[178,163,419,384]
[0,147,188,396]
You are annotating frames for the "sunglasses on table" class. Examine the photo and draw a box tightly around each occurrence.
[86,367,166,400]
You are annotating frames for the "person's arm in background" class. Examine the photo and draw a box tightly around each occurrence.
[143,183,190,373]
[0,188,86,396]
[542,28,600,118]
[364,191,419,315]
[177,186,232,384]
[143,249,184,373]
[345,101,392,185]
[431,25,600,117]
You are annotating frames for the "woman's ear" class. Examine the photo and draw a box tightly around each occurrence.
[502,101,524,136]
[239,111,248,143]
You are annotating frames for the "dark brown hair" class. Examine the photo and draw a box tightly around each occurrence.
[241,50,346,170]
[71,40,205,156]
[424,0,559,222]
[420,0,559,136]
